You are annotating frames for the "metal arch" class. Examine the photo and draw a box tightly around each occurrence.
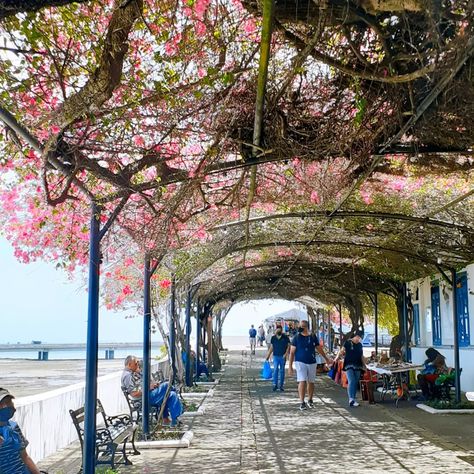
[210,209,474,232]
[228,239,460,268]
[207,260,393,293]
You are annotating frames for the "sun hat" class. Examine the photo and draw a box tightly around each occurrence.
[0,388,14,403]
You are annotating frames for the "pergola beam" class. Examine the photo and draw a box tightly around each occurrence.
[211,210,473,232]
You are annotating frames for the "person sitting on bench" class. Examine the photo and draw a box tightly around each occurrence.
[417,348,452,400]
[0,388,41,474]
[121,355,183,426]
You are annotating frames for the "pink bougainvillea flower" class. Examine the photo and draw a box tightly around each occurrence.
[159,279,172,289]
[310,190,321,204]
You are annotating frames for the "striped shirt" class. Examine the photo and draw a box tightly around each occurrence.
[0,421,30,474]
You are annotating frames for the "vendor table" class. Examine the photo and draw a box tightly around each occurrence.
[366,363,424,407]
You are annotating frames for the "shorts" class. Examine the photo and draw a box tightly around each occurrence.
[295,361,316,382]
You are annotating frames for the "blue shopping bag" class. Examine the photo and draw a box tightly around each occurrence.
[261,360,273,379]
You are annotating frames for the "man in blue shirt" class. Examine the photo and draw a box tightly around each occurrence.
[0,388,41,474]
[289,320,332,410]
[249,325,257,355]
[265,324,290,391]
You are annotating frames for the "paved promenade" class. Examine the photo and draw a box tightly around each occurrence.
[39,349,474,473]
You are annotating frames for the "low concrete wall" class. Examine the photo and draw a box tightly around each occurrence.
[13,359,169,463]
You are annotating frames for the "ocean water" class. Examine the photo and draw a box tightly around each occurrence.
[0,348,162,360]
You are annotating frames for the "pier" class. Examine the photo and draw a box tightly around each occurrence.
[0,342,159,360]
[0,342,151,351]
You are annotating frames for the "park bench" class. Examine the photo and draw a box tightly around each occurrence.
[433,369,462,401]
[69,399,140,472]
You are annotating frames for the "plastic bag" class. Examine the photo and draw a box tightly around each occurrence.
[328,363,337,380]
[261,360,273,379]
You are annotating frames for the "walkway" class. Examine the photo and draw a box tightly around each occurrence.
[39,349,474,473]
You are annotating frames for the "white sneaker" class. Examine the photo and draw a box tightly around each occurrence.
[349,400,360,407]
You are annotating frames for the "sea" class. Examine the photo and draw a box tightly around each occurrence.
[0,348,162,360]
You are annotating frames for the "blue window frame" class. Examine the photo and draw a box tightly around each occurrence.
[456,274,470,347]
[431,285,442,346]
[413,303,421,345]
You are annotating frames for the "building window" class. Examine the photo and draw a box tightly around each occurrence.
[431,285,442,346]
[413,303,421,345]
[456,273,470,347]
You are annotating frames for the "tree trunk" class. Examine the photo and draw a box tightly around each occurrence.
[344,294,364,333]
[307,305,317,333]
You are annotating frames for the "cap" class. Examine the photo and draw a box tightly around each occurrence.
[354,329,364,338]
[0,388,14,403]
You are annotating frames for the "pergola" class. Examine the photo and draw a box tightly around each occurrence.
[1,1,473,472]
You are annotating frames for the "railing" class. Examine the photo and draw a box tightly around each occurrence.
[13,358,169,463]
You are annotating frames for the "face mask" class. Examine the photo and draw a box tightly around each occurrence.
[298,327,304,333]
[0,406,15,422]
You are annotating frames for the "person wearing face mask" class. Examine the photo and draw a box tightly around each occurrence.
[0,388,41,474]
[335,330,367,407]
[289,320,333,410]
[265,324,290,391]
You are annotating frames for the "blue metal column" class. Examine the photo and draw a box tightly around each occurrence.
[185,287,192,386]
[169,277,176,385]
[83,202,101,474]
[338,304,343,347]
[402,283,411,362]
[142,255,152,437]
[374,293,379,355]
[451,269,461,403]
[195,299,200,380]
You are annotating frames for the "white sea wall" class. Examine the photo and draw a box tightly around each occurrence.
[13,359,168,463]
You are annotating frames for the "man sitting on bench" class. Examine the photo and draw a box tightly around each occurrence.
[121,355,183,426]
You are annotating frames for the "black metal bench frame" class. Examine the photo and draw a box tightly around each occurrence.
[433,369,462,401]
[122,386,159,424]
[69,399,140,472]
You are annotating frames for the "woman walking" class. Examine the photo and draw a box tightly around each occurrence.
[335,330,366,407]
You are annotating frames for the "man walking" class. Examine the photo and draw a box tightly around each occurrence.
[289,320,332,410]
[249,325,257,354]
[265,324,290,391]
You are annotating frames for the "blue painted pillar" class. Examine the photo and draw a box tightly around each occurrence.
[195,299,200,380]
[142,255,152,437]
[185,287,192,386]
[83,202,101,474]
[338,304,343,346]
[402,283,411,362]
[451,269,461,403]
[374,293,379,355]
[169,277,176,385]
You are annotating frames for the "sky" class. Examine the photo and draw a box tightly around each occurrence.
[0,237,300,344]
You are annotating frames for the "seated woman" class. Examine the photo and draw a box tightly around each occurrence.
[417,348,451,400]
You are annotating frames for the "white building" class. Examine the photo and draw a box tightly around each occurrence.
[407,263,473,392]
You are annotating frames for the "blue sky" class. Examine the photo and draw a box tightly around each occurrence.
[1,237,299,343]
